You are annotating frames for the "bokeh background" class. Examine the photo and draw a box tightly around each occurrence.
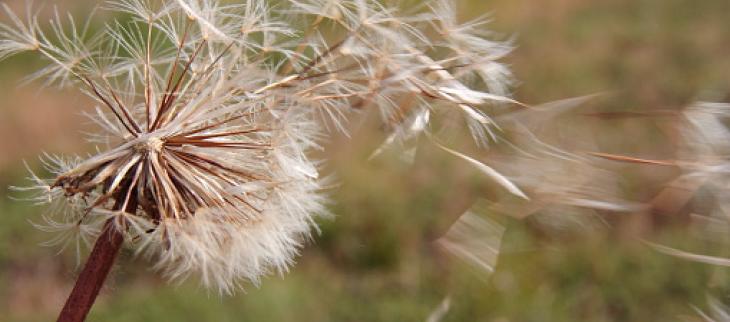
[1,0,730,321]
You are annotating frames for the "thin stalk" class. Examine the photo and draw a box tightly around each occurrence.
[56,188,137,322]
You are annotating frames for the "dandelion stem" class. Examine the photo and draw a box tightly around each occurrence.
[57,189,137,322]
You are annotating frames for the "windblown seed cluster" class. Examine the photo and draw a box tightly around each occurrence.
[2,0,519,292]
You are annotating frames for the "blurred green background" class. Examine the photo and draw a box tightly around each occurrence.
[1,0,730,321]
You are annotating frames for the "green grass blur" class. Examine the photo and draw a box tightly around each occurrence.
[1,0,730,321]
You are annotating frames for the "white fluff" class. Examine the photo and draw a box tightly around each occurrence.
[2,0,517,293]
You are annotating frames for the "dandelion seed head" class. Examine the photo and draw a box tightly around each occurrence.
[3,0,518,293]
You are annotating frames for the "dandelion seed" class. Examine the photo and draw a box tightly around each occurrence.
[425,296,452,322]
[436,200,505,274]
[694,297,730,322]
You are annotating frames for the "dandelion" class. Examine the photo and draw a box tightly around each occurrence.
[1,0,519,321]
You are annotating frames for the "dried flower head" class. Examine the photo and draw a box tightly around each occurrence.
[3,0,517,293]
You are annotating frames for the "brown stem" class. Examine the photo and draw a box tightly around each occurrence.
[57,193,137,322]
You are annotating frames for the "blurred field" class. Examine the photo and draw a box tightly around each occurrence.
[1,0,730,321]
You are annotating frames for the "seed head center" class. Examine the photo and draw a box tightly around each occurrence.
[136,136,164,153]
